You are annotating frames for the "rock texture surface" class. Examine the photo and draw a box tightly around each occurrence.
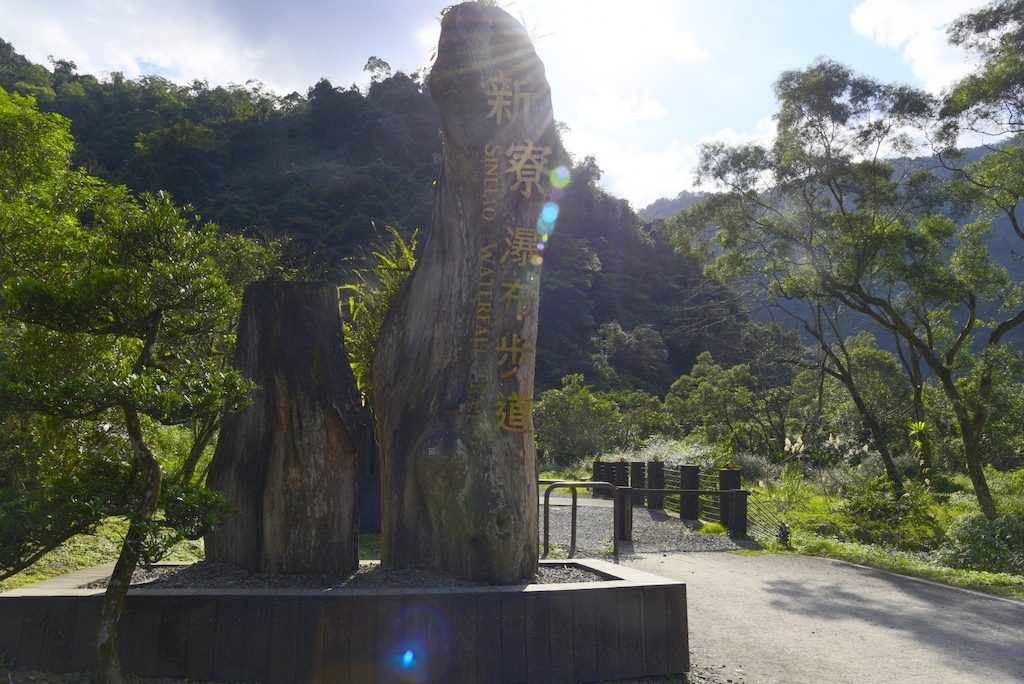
[206,281,363,575]
[372,3,557,584]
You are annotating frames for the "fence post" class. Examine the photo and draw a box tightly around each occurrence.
[679,465,700,520]
[719,467,742,531]
[730,490,749,536]
[629,462,645,506]
[646,461,664,509]
[618,487,633,541]
[613,461,628,492]
[592,460,604,498]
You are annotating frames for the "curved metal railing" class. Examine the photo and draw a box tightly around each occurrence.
[540,480,620,561]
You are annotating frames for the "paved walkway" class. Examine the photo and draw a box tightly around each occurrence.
[625,552,1024,684]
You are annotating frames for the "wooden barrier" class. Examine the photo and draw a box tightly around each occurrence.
[678,466,700,520]
[0,560,688,684]
[646,461,665,509]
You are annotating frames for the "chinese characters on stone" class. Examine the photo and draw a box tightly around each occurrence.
[467,70,550,431]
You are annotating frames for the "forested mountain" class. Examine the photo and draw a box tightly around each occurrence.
[0,39,443,278]
[0,39,751,394]
[638,189,705,221]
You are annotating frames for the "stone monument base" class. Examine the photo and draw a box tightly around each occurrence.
[0,559,687,683]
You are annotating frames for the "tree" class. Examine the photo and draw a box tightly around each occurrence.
[939,1,1024,246]
[342,226,418,395]
[534,374,627,465]
[363,56,393,83]
[671,59,1022,518]
[940,0,1024,139]
[664,350,796,456]
[534,374,673,466]
[591,321,670,391]
[781,301,909,491]
[0,86,275,683]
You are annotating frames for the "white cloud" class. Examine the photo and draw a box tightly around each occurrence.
[561,127,700,208]
[573,90,668,130]
[698,116,778,149]
[850,0,979,91]
[527,0,709,90]
[0,0,264,86]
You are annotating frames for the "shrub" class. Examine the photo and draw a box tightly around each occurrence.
[697,522,728,535]
[755,467,817,513]
[592,436,730,470]
[939,513,1024,576]
[986,468,1024,515]
[827,476,943,552]
[928,473,969,503]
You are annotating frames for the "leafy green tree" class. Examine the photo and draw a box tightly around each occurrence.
[0,412,133,580]
[591,321,670,391]
[811,331,917,479]
[665,351,794,455]
[534,374,672,466]
[537,155,748,393]
[780,301,910,491]
[534,375,625,466]
[671,59,1022,518]
[0,87,275,683]
[941,0,1024,139]
[364,56,393,82]
[342,226,418,394]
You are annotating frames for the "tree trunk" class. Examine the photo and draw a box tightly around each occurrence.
[371,3,557,584]
[964,432,998,519]
[94,520,144,684]
[930,363,999,519]
[94,404,162,684]
[206,281,363,574]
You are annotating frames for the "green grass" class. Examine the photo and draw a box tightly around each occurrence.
[358,532,380,560]
[539,468,595,496]
[0,520,206,592]
[2,522,383,592]
[784,529,1024,600]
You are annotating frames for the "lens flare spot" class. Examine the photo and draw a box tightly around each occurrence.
[530,255,543,266]
[541,202,560,223]
[550,165,571,188]
[402,650,415,668]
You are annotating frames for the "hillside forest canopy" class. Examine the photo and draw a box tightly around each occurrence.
[4,1,1024,671]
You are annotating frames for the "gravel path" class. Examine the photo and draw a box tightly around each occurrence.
[541,500,761,557]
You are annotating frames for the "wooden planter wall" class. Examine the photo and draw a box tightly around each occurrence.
[0,559,687,684]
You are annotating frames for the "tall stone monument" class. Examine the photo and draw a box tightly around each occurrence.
[206,281,363,575]
[372,3,556,584]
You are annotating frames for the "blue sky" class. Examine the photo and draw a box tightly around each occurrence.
[0,0,986,208]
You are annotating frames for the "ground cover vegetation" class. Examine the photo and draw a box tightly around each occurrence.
[538,0,1024,596]
[2,1,1024,678]
[0,85,278,681]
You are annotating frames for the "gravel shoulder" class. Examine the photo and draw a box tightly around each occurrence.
[542,499,761,557]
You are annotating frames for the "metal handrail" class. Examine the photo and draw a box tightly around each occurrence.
[540,481,620,562]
